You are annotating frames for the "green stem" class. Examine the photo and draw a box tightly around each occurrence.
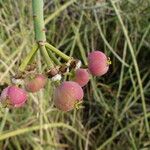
[32,0,54,68]
[0,123,86,142]
[40,46,54,68]
[47,49,61,65]
[45,43,71,61]
[19,44,38,72]
[32,0,46,42]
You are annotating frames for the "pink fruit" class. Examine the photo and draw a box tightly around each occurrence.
[88,51,110,76]
[25,74,47,93]
[0,86,27,108]
[74,68,89,87]
[54,81,84,111]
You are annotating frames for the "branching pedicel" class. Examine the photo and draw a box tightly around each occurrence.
[0,0,111,111]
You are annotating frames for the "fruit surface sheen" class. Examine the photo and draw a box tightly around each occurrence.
[0,86,27,107]
[74,68,89,87]
[25,74,47,93]
[54,81,84,111]
[88,51,109,76]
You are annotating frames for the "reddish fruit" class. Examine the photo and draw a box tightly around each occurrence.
[0,86,27,107]
[25,74,47,93]
[54,81,84,111]
[74,68,89,87]
[88,51,110,76]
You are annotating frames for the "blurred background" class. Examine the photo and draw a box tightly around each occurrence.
[0,0,150,149]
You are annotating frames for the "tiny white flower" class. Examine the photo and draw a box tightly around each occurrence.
[51,74,62,81]
[11,78,24,85]
[75,60,82,70]
[65,67,69,73]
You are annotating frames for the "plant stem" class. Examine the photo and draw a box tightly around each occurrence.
[32,0,46,42]
[19,44,38,72]
[45,42,71,61]
[47,50,61,65]
[32,0,53,68]
[40,46,53,68]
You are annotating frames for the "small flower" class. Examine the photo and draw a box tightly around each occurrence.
[75,60,82,70]
[51,74,62,81]
[69,59,82,70]
[11,78,24,85]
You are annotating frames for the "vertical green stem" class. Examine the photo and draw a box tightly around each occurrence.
[32,0,46,42]
[40,45,53,68]
[32,0,49,144]
[32,0,53,68]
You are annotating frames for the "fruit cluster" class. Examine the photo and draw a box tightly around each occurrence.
[0,51,111,111]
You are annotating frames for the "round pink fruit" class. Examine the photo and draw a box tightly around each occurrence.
[74,68,89,87]
[88,51,110,76]
[0,86,27,108]
[25,74,47,93]
[54,81,84,111]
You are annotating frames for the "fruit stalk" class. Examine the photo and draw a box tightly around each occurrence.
[19,44,38,72]
[45,43,71,61]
